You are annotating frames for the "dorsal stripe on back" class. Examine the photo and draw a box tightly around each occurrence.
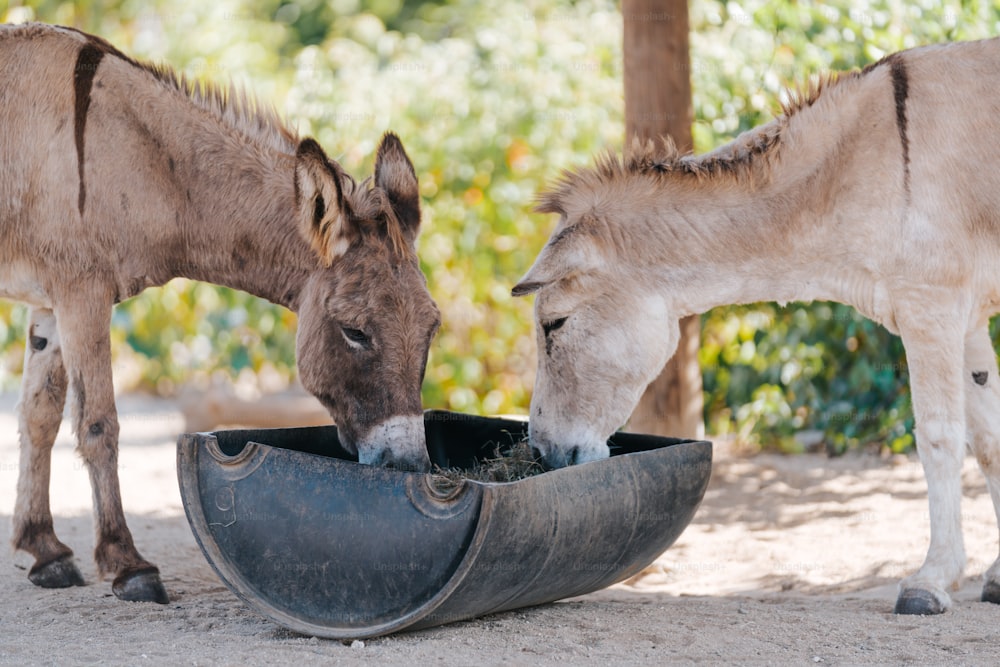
[73,41,104,216]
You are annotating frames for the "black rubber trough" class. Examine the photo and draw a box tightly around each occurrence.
[176,410,711,639]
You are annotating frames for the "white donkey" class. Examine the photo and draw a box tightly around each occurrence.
[514,39,1000,615]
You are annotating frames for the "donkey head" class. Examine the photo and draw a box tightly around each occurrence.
[293,133,440,471]
[512,207,679,469]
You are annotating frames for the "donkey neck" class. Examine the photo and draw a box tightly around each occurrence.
[176,146,314,309]
[121,88,316,310]
[636,187,815,316]
[645,143,885,317]
[628,70,900,318]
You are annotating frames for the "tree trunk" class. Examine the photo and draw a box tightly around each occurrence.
[622,0,704,439]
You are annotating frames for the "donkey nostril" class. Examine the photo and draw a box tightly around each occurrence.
[376,450,405,470]
[368,448,430,473]
[568,446,580,466]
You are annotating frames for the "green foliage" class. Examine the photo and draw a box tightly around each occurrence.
[687,0,1000,151]
[701,303,913,454]
[110,281,299,395]
[4,0,1000,452]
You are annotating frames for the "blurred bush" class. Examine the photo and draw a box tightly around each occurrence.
[3,0,998,452]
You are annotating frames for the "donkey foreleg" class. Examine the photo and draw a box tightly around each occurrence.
[961,327,1000,604]
[55,291,167,604]
[894,302,968,614]
[12,308,82,588]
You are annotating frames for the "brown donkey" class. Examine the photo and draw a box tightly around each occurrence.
[1,23,440,603]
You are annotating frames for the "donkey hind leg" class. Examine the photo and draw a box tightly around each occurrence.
[893,305,968,615]
[56,295,168,603]
[11,308,84,588]
[962,327,1000,604]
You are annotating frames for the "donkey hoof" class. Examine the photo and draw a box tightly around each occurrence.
[982,581,1000,604]
[894,588,947,615]
[112,567,169,604]
[28,555,85,588]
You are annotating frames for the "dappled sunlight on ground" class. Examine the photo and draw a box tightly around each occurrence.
[620,439,997,600]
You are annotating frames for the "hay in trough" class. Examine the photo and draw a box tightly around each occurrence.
[431,434,548,491]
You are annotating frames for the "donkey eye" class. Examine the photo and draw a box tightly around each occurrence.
[341,326,371,348]
[542,316,568,337]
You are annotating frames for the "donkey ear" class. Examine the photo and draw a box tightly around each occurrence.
[512,217,605,296]
[295,138,355,266]
[374,132,420,241]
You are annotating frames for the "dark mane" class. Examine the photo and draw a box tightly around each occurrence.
[144,63,300,153]
[536,72,848,215]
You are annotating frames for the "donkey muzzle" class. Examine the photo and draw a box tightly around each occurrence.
[529,423,610,469]
[355,414,430,472]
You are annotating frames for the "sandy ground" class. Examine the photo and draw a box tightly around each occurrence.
[2,394,1000,666]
